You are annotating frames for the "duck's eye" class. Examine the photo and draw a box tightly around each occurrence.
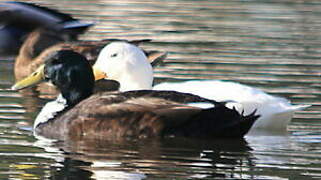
[111,53,118,58]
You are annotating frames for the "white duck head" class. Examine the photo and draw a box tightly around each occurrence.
[93,42,153,91]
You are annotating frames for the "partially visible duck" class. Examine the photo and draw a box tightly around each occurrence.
[13,28,165,80]
[92,42,310,132]
[2,2,166,81]
[0,1,93,57]
[154,81,310,132]
[12,50,259,140]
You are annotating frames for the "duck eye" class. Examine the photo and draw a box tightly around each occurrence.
[111,53,118,58]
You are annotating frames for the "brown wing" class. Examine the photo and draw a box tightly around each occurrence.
[119,90,222,105]
[35,92,202,140]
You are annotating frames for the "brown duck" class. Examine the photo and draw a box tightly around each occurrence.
[12,50,259,141]
[14,28,166,80]
[0,2,165,80]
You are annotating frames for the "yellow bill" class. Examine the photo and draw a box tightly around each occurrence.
[92,66,107,81]
[11,65,45,90]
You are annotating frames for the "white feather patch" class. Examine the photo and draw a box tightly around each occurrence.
[187,102,215,109]
[33,94,67,130]
[225,101,244,112]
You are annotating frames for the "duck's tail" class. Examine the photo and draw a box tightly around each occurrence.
[251,104,311,131]
[289,104,311,111]
[0,2,94,39]
[60,21,94,40]
[238,110,261,136]
[186,105,260,138]
[210,107,260,138]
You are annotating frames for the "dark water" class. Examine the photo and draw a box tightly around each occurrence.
[0,0,321,179]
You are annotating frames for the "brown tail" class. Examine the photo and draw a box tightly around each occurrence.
[177,105,260,138]
[238,109,260,137]
[204,106,260,138]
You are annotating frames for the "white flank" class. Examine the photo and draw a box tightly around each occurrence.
[187,102,215,109]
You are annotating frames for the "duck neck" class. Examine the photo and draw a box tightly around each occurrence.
[60,87,92,107]
[33,87,91,129]
[118,74,153,91]
[117,62,154,91]
[18,29,64,62]
[33,94,67,130]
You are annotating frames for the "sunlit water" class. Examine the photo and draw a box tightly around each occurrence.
[0,0,321,179]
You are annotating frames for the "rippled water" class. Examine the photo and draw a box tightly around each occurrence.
[0,0,321,179]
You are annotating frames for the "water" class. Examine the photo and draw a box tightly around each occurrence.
[0,0,321,179]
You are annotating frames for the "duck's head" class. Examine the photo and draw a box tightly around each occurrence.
[93,42,153,91]
[12,50,95,106]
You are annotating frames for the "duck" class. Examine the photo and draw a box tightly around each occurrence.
[92,42,310,132]
[0,1,93,57]
[11,50,259,140]
[154,81,310,132]
[13,28,165,81]
[1,1,166,81]
[7,3,166,98]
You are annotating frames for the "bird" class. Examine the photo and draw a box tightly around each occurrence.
[4,2,166,98]
[13,29,166,81]
[92,42,310,132]
[0,1,93,57]
[1,2,166,81]
[11,50,259,140]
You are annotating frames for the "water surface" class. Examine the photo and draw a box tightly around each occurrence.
[0,0,320,179]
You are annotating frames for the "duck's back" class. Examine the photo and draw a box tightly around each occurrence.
[34,90,258,140]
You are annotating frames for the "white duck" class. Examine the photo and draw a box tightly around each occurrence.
[93,42,310,132]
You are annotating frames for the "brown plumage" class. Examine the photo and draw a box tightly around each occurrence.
[14,29,167,80]
[12,50,258,141]
[6,2,166,80]
[36,90,258,141]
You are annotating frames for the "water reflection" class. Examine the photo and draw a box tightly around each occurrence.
[247,132,321,179]
[33,137,253,179]
[0,0,321,179]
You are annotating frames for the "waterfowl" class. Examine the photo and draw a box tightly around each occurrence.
[12,50,259,140]
[92,42,310,132]
[14,25,167,80]
[0,1,93,57]
[4,2,166,82]
[13,27,165,81]
[154,81,310,132]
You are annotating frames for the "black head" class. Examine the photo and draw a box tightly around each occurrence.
[44,50,95,106]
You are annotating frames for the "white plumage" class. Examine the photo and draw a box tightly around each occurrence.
[154,80,310,132]
[34,94,67,129]
[94,42,310,132]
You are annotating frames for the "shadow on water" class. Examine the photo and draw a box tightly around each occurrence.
[1,0,321,179]
[34,137,254,179]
